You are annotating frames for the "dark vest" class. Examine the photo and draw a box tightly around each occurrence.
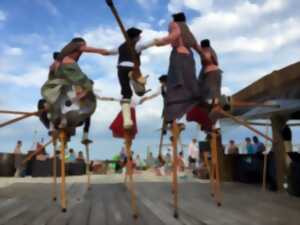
[118,42,141,66]
[161,85,167,99]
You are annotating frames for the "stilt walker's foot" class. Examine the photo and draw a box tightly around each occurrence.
[217,202,222,207]
[173,210,179,219]
[62,208,67,213]
[133,213,138,219]
[128,72,149,96]
[81,132,93,145]
[121,100,133,129]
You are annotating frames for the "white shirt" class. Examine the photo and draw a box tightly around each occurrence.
[107,38,156,67]
[188,142,199,159]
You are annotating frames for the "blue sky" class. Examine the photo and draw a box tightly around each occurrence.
[0,0,300,159]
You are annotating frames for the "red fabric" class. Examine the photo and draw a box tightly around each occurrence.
[109,108,138,139]
[186,105,213,132]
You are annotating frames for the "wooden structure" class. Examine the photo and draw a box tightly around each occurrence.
[232,61,300,190]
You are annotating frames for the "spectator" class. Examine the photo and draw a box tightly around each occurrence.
[67,148,76,162]
[13,140,23,177]
[36,142,49,161]
[188,138,199,170]
[252,136,266,154]
[146,151,155,168]
[227,140,239,154]
[77,151,85,162]
[135,154,144,170]
[245,137,255,154]
[177,151,185,172]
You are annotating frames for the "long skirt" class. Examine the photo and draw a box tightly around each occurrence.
[165,49,203,122]
[199,69,222,99]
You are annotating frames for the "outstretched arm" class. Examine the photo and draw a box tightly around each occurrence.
[155,22,181,46]
[140,88,161,104]
[80,46,115,56]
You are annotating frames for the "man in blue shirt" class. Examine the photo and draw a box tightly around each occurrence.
[252,136,266,154]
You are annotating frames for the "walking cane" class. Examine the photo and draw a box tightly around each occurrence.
[59,130,67,212]
[82,139,93,191]
[124,130,138,219]
[170,121,179,218]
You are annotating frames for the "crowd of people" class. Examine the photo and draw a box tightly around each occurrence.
[227,136,266,155]
[12,139,87,177]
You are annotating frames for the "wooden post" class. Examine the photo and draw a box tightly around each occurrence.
[82,139,93,191]
[262,126,269,191]
[210,129,222,206]
[59,130,67,212]
[171,121,179,218]
[124,130,138,219]
[271,116,287,191]
[52,136,57,202]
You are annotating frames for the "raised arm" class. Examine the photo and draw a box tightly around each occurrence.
[155,22,181,46]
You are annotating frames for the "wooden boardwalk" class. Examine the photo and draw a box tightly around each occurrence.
[0,180,299,225]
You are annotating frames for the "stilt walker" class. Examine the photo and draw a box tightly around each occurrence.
[59,130,67,212]
[155,11,202,218]
[140,74,169,158]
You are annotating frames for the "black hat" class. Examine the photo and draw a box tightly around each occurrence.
[201,39,210,47]
[158,75,168,82]
[53,52,60,60]
[127,27,142,39]
[172,12,186,22]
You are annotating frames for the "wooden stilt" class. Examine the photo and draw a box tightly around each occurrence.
[210,129,222,206]
[124,130,138,219]
[203,152,214,196]
[262,126,269,191]
[158,118,166,157]
[82,140,92,191]
[170,121,179,218]
[52,136,57,202]
[59,130,67,212]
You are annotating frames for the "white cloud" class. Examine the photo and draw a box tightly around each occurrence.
[136,0,158,9]
[168,0,213,13]
[4,47,23,56]
[36,0,60,16]
[0,10,6,22]
[0,67,48,87]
